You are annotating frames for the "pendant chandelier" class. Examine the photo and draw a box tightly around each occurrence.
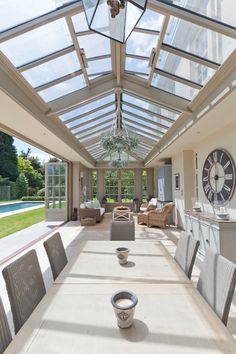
[82,0,147,43]
[100,111,139,168]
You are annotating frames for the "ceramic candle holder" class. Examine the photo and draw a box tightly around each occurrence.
[116,247,130,265]
[111,290,138,329]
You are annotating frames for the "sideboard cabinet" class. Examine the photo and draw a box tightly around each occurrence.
[185,211,236,263]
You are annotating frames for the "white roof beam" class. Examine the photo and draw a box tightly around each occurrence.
[154,69,203,90]
[66,16,90,87]
[148,1,236,39]
[78,123,112,140]
[35,70,83,92]
[0,2,83,43]
[161,43,220,70]
[123,112,166,135]
[122,75,189,112]
[48,75,116,114]
[68,110,115,130]
[124,118,163,139]
[133,27,160,36]
[75,118,113,137]
[65,102,115,124]
[18,46,75,72]
[125,123,160,141]
[148,15,170,86]
[122,108,169,130]
[121,99,175,124]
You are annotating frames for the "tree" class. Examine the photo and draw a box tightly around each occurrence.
[17,157,43,189]
[16,173,28,198]
[0,175,10,185]
[0,132,18,180]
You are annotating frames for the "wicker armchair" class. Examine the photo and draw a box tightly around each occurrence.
[148,202,174,228]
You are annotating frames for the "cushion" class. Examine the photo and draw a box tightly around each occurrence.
[85,201,94,208]
[93,199,101,208]
[140,207,147,212]
[100,207,105,216]
[80,203,86,209]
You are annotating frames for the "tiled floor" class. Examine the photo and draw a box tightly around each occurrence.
[0,213,235,340]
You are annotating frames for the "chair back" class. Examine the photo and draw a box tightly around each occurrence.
[2,250,46,333]
[197,249,236,325]
[174,231,200,279]
[44,232,68,280]
[0,296,12,354]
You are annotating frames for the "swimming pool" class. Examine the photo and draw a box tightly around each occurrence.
[0,202,44,213]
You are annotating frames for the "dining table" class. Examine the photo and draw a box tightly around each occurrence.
[4,240,236,354]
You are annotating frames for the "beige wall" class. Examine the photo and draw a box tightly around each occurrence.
[171,120,236,228]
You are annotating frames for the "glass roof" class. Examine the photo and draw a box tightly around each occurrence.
[0,1,235,163]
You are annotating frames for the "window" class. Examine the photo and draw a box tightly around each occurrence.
[105,170,119,202]
[142,170,147,202]
[92,170,97,199]
[121,170,135,202]
[46,163,67,209]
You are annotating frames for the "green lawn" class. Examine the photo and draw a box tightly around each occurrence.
[0,207,45,239]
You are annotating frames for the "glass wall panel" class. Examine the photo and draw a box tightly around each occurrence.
[92,170,97,199]
[45,162,67,209]
[105,170,119,202]
[142,170,147,202]
[121,170,135,202]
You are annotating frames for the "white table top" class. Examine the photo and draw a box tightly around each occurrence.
[5,283,236,354]
[55,241,191,284]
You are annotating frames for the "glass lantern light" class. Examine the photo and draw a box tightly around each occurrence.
[213,199,230,220]
[82,0,148,43]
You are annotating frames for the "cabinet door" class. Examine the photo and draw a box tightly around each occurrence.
[199,221,210,256]
[209,225,220,253]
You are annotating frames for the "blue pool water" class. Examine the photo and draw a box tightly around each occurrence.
[0,202,44,213]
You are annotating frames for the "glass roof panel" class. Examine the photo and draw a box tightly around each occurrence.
[60,94,115,121]
[78,121,112,138]
[0,18,72,67]
[72,11,89,32]
[65,105,115,127]
[38,74,86,102]
[123,112,167,134]
[164,17,236,64]
[125,57,149,74]
[136,8,164,31]
[22,51,80,88]
[72,114,114,134]
[125,122,159,141]
[87,58,112,76]
[161,0,236,28]
[122,104,171,129]
[126,31,158,57]
[0,0,76,32]
[123,93,179,120]
[151,73,199,100]
[77,33,110,58]
[157,50,215,86]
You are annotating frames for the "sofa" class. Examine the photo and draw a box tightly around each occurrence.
[79,200,105,223]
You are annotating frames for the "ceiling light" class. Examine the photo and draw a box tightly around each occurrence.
[82,0,147,43]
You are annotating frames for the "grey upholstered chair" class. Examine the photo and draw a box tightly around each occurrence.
[0,296,12,354]
[174,231,200,279]
[197,249,236,325]
[44,232,68,280]
[2,249,46,333]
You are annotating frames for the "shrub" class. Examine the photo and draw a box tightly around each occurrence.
[37,188,45,197]
[16,173,28,198]
[9,181,17,200]
[27,187,37,196]
[21,196,45,201]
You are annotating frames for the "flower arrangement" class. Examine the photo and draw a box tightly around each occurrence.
[101,131,139,153]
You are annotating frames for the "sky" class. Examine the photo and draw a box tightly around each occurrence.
[13,137,54,163]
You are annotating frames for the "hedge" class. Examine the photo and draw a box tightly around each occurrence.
[21,196,45,201]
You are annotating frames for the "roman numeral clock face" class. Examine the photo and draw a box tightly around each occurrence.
[202,149,235,204]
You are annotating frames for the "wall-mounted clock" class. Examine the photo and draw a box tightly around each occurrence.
[202,149,235,204]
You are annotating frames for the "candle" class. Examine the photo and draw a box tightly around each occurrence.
[220,207,226,214]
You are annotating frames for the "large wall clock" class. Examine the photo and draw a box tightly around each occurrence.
[202,149,236,204]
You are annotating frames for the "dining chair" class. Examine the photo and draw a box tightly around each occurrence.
[197,248,236,325]
[2,249,46,333]
[44,232,68,280]
[0,295,12,354]
[174,231,200,279]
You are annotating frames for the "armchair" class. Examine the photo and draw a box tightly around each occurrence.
[148,202,174,228]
